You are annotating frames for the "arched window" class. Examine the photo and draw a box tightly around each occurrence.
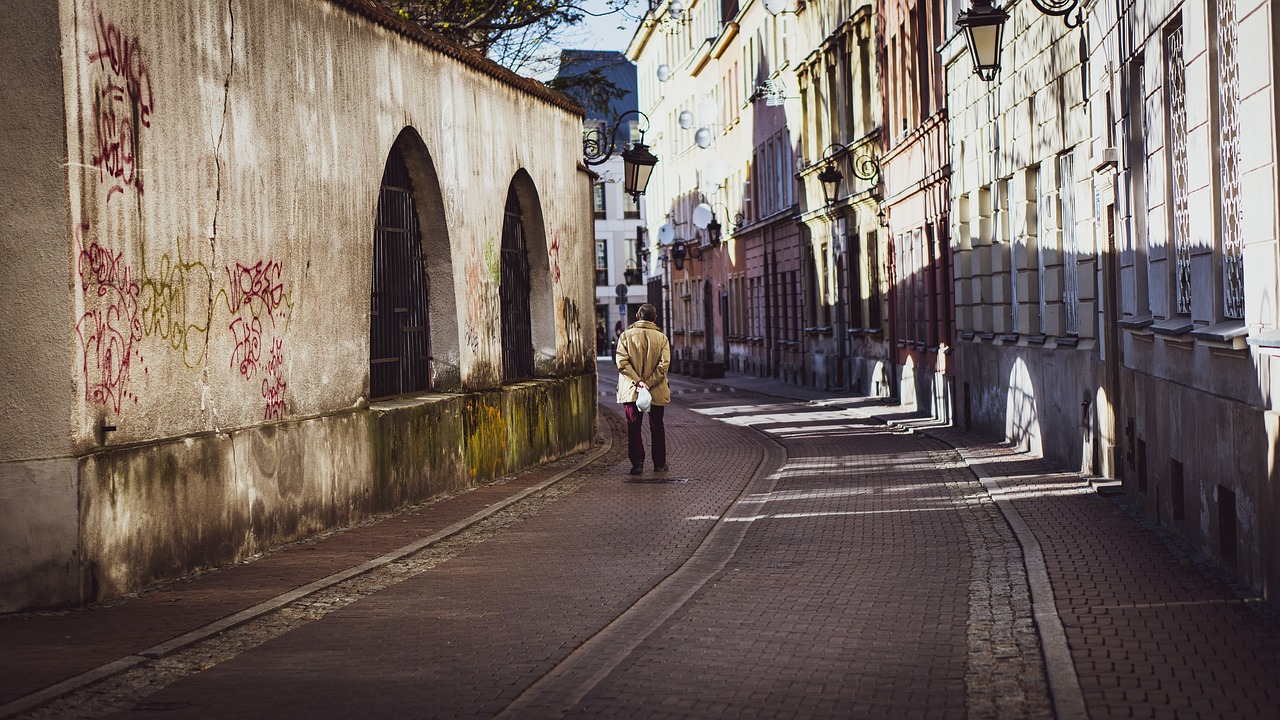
[500,186,535,381]
[370,146,432,398]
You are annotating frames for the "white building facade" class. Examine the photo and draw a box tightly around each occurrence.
[947,0,1280,598]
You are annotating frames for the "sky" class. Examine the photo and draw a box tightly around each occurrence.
[539,0,642,77]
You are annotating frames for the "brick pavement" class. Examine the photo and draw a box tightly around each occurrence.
[8,365,1279,719]
[688,370,1280,720]
[1,405,623,716]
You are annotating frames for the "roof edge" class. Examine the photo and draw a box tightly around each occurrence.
[326,0,586,117]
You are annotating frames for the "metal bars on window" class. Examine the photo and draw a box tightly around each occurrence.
[500,187,535,382]
[370,147,432,399]
[1166,24,1193,315]
[1217,0,1245,318]
[1061,152,1079,334]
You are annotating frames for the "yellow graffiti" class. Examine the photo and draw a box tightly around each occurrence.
[138,238,213,368]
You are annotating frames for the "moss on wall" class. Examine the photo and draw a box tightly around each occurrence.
[75,375,595,605]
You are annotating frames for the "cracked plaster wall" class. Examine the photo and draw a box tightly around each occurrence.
[0,0,596,611]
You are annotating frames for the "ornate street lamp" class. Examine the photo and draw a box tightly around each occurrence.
[584,110,659,200]
[819,163,844,206]
[956,0,1009,82]
[706,215,722,244]
[957,0,1083,82]
[816,143,881,207]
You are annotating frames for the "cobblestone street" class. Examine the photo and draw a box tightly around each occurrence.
[3,366,1279,719]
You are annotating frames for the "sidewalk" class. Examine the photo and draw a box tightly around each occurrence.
[0,415,624,717]
[677,367,1280,719]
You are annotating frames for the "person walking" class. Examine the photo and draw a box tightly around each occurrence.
[615,304,670,475]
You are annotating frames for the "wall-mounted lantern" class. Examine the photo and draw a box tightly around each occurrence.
[816,143,881,207]
[956,0,1009,82]
[584,110,659,200]
[957,0,1082,82]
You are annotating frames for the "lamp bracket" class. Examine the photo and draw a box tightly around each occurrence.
[1030,0,1084,28]
[584,110,651,167]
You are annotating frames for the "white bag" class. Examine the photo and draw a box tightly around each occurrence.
[636,386,653,413]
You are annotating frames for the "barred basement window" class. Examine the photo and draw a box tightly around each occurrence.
[1216,0,1245,318]
[1165,22,1193,315]
[370,147,432,399]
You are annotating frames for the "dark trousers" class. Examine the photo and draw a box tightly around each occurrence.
[624,403,666,469]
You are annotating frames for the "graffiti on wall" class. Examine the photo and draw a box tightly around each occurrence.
[463,242,498,357]
[138,241,213,368]
[87,9,155,202]
[76,224,146,414]
[76,223,295,421]
[548,232,562,284]
[226,260,291,420]
[559,298,585,368]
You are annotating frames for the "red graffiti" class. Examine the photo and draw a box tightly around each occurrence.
[226,260,289,417]
[262,375,288,420]
[226,261,286,317]
[76,232,145,414]
[265,338,284,375]
[87,11,154,127]
[548,233,562,283]
[228,316,263,378]
[87,10,153,201]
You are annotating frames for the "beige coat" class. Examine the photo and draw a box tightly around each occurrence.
[615,320,671,405]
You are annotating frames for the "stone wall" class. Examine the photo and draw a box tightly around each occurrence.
[0,0,596,612]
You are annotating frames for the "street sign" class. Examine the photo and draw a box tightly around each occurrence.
[615,283,628,303]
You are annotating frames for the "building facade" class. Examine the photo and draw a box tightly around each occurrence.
[946,0,1280,599]
[879,0,952,419]
[628,0,896,389]
[553,51,650,351]
[0,0,596,611]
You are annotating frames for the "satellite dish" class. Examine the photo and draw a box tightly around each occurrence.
[678,110,694,129]
[657,223,676,245]
[694,127,713,149]
[692,203,714,229]
[657,64,671,82]
[703,155,728,190]
[764,0,787,16]
[697,96,719,124]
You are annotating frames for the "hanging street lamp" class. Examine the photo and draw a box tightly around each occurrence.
[584,110,659,200]
[956,0,1009,82]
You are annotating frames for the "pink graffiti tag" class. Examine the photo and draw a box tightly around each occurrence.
[225,260,289,417]
[228,316,263,378]
[226,261,286,319]
[262,374,288,421]
[87,11,154,201]
[75,231,145,413]
[548,233,562,283]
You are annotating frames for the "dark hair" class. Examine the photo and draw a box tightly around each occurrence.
[637,303,658,321]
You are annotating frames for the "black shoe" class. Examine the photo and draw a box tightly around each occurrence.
[629,466,643,476]
[654,464,669,472]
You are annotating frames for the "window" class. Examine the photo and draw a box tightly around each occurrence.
[1215,1,1244,318]
[623,192,640,219]
[848,233,864,328]
[1165,21,1192,315]
[1061,151,1079,334]
[500,186,534,381]
[370,146,432,399]
[593,182,607,219]
[595,239,609,286]
[868,232,882,329]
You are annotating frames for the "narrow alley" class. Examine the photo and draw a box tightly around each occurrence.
[3,366,1277,719]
